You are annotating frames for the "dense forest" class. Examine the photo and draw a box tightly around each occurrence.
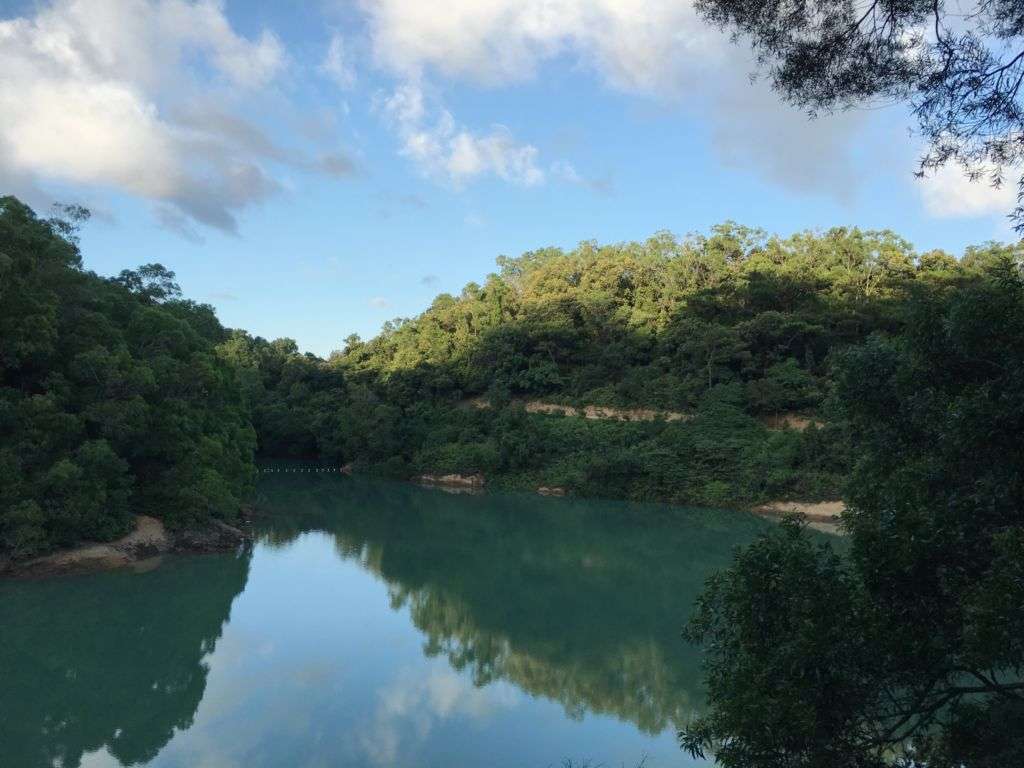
[3,194,1021,558]
[0,198,255,557]
[683,247,1024,767]
[226,217,1017,510]
[2,194,1023,765]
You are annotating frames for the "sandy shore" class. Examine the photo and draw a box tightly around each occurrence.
[751,500,846,535]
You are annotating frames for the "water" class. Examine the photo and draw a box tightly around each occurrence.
[0,473,778,768]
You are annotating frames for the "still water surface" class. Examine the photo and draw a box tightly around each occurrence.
[1,473,778,768]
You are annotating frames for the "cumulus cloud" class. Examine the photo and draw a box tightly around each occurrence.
[356,0,881,201]
[0,0,352,234]
[918,164,1019,219]
[380,83,544,187]
[369,296,391,308]
[359,0,721,94]
[708,71,869,199]
[359,667,519,766]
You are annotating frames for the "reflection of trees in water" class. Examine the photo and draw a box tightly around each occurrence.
[0,551,251,768]
[257,472,772,734]
[395,585,695,734]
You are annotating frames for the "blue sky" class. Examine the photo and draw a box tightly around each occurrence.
[2,0,1019,356]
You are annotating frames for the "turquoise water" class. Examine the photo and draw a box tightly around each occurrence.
[0,473,777,768]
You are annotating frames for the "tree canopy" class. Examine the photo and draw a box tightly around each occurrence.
[4,192,1023,767]
[0,197,255,557]
[225,222,1019,511]
[696,0,1024,228]
[682,255,1024,767]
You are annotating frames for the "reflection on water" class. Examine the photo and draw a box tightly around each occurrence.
[1,473,775,767]
[0,552,250,767]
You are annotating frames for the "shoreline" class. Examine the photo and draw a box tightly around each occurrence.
[0,515,252,579]
[749,500,846,535]
[404,470,846,534]
[3,479,845,580]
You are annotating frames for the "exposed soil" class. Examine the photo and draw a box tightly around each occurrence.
[413,473,487,492]
[465,397,820,430]
[760,413,826,431]
[2,515,251,579]
[751,500,846,535]
[537,486,568,497]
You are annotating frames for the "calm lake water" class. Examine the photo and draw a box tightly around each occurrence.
[0,473,778,768]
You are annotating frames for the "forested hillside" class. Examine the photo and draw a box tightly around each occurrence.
[0,197,255,558]
[3,194,1021,557]
[682,231,1024,768]
[227,223,1018,507]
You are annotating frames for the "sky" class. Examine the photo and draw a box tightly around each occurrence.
[1,0,1020,356]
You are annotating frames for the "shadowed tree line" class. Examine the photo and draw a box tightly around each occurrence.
[683,258,1024,767]
[3,192,1023,767]
[222,222,1018,510]
[5,191,1020,555]
[0,197,255,558]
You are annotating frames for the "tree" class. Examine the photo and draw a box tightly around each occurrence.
[0,197,256,556]
[113,263,181,303]
[682,262,1024,767]
[696,0,1024,229]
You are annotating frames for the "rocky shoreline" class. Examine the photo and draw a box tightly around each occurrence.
[0,515,252,579]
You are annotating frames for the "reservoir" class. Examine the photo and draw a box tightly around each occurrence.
[1,473,779,767]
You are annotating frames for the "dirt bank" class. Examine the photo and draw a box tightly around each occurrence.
[760,413,826,431]
[523,401,690,422]
[752,500,846,535]
[466,397,820,430]
[2,515,251,579]
[537,486,567,496]
[413,473,486,493]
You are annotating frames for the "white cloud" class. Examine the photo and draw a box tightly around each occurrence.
[357,0,878,200]
[359,0,720,95]
[919,164,1019,219]
[369,296,391,308]
[0,0,351,235]
[708,71,868,199]
[321,32,357,89]
[359,667,519,766]
[381,83,544,187]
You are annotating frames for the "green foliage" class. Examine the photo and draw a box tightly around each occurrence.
[695,0,1024,231]
[682,259,1024,767]
[6,187,1021,581]
[683,522,876,768]
[0,197,255,556]
[241,222,1003,509]
[216,330,348,459]
[331,224,931,411]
